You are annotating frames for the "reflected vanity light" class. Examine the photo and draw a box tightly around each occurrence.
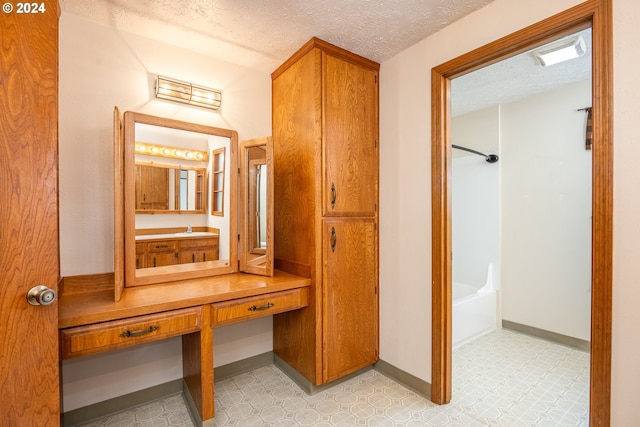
[532,36,586,66]
[135,141,208,162]
[155,75,222,110]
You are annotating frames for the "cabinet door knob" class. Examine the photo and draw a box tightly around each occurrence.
[26,285,57,306]
[330,183,336,209]
[330,226,337,252]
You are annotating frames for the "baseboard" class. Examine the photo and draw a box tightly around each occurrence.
[274,354,373,395]
[61,379,183,427]
[182,381,215,427]
[374,359,431,399]
[502,319,591,352]
[215,351,274,382]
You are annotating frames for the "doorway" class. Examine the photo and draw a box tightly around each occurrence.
[430,1,612,426]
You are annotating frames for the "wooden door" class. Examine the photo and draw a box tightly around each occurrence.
[323,53,379,217]
[0,2,60,426]
[323,219,378,382]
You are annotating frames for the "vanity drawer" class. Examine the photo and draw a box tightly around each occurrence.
[60,307,202,359]
[211,287,309,327]
[147,240,177,253]
[179,237,218,249]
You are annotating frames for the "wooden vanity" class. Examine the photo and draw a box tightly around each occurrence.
[58,271,310,424]
[56,117,301,426]
[57,38,378,427]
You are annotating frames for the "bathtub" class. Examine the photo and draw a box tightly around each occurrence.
[452,264,498,349]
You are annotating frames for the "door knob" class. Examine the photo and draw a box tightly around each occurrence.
[26,285,57,306]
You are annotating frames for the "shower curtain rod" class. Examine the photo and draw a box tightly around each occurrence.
[452,144,499,163]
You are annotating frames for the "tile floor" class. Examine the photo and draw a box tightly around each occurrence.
[75,329,590,426]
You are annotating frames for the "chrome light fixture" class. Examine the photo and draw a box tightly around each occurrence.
[155,75,222,110]
[532,36,586,67]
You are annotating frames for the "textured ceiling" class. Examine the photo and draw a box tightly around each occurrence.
[452,28,592,116]
[59,0,494,71]
[59,0,590,115]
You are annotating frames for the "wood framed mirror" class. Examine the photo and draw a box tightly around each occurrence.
[114,109,238,297]
[239,137,273,276]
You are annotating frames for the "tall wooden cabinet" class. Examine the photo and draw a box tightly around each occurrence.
[272,38,379,385]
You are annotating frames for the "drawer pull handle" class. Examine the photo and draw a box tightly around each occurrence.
[330,183,336,209]
[119,325,160,338]
[248,302,275,312]
[155,245,170,249]
[330,227,337,252]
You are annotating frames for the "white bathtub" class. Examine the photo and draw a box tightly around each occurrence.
[452,264,498,349]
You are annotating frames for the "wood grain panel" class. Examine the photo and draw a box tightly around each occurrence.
[183,305,213,421]
[0,2,60,425]
[60,307,202,359]
[62,273,116,296]
[430,1,612,425]
[323,219,378,382]
[114,107,125,301]
[272,48,321,271]
[323,54,379,217]
[272,48,324,384]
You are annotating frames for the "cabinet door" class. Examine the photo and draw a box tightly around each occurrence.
[149,252,177,268]
[323,54,378,217]
[136,164,152,210]
[135,242,146,269]
[323,219,378,382]
[136,165,169,210]
[178,238,219,264]
[146,241,177,267]
[178,249,217,264]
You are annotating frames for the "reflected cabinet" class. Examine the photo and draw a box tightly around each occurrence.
[272,38,379,385]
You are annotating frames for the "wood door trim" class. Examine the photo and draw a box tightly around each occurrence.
[430,1,612,426]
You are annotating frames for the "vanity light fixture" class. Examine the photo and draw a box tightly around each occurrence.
[155,75,222,110]
[532,36,586,66]
[135,142,208,162]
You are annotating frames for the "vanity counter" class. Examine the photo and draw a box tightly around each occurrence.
[135,231,218,241]
[59,270,310,329]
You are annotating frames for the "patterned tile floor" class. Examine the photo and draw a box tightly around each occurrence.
[76,329,589,426]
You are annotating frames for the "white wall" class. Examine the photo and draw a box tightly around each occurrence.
[379,0,586,385]
[501,80,592,341]
[611,1,640,424]
[381,0,640,424]
[451,106,500,289]
[59,13,274,411]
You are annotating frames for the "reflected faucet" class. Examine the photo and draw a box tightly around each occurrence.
[186,225,192,233]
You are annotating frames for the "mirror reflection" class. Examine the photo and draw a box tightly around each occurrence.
[120,111,238,288]
[135,163,206,213]
[239,137,273,277]
[249,162,267,253]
